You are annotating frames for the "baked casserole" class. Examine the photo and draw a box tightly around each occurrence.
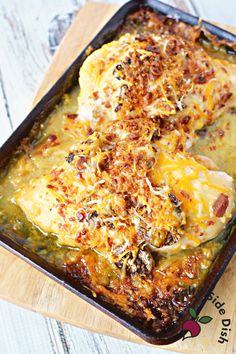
[1,9,236,333]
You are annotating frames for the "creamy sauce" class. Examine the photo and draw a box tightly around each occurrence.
[0,87,82,267]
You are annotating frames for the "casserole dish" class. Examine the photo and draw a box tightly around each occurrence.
[0,0,236,345]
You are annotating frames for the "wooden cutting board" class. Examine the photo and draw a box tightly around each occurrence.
[0,3,235,353]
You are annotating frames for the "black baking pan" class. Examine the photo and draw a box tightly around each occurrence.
[0,0,236,345]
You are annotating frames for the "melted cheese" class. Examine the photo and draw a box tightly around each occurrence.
[15,118,235,259]
[78,32,236,139]
[13,22,236,261]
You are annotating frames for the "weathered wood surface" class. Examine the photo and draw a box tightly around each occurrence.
[0,1,235,354]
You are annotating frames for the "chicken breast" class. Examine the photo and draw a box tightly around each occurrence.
[78,32,236,140]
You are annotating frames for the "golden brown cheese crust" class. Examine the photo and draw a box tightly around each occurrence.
[66,243,220,331]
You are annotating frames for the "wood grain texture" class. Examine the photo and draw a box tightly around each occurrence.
[33,2,121,106]
[0,1,236,354]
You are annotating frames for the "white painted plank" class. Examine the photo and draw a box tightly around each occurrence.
[161,0,196,14]
[63,322,180,354]
[0,0,79,130]
[0,300,58,354]
[159,0,236,26]
[0,71,13,146]
[191,0,236,25]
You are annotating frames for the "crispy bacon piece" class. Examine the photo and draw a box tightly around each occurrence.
[212,193,229,217]
[77,211,86,222]
[180,190,192,201]
[66,113,78,120]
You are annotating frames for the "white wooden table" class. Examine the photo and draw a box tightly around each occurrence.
[0,1,235,353]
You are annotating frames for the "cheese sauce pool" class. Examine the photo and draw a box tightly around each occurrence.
[0,88,82,266]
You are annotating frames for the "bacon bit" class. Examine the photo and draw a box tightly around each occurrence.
[146,92,153,104]
[209,145,216,151]
[51,168,64,178]
[180,190,192,201]
[76,229,87,241]
[47,184,57,190]
[181,115,191,125]
[176,142,183,152]
[92,91,99,100]
[128,120,139,130]
[62,186,67,193]
[69,217,76,222]
[99,156,110,172]
[129,132,139,140]
[76,156,87,170]
[194,68,215,85]
[195,74,207,84]
[41,134,60,150]
[58,204,66,218]
[66,113,78,120]
[124,193,134,209]
[207,220,215,226]
[107,237,113,247]
[65,199,73,205]
[104,102,112,108]
[149,64,162,79]
[48,134,57,142]
[160,119,175,133]
[167,39,182,55]
[77,172,83,180]
[106,133,115,141]
[221,92,232,103]
[77,211,86,222]
[212,193,229,218]
[146,45,160,54]
[95,221,101,229]
[87,127,94,136]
